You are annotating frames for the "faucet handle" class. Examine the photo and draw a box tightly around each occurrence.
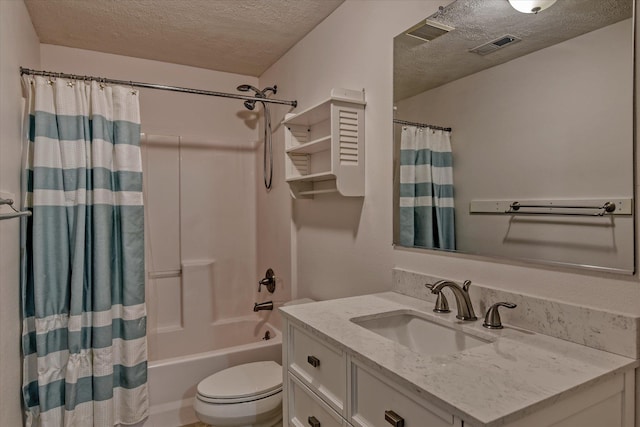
[483,302,517,329]
[433,292,450,313]
[258,268,276,293]
[425,283,451,313]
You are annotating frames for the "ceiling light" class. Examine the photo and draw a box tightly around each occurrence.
[508,0,557,14]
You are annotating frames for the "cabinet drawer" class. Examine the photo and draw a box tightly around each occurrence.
[351,362,455,427]
[288,373,347,427]
[288,323,347,414]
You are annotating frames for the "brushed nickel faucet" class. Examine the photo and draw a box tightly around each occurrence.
[426,279,477,321]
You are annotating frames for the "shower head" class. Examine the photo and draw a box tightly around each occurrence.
[238,84,260,111]
[237,84,261,94]
[237,84,278,111]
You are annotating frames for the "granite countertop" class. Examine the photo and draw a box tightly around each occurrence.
[279,292,638,427]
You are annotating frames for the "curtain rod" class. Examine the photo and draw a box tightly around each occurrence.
[20,67,298,108]
[393,119,451,132]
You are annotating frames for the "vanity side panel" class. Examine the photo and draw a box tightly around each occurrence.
[629,368,640,427]
[501,373,626,427]
[624,370,635,427]
[283,318,290,427]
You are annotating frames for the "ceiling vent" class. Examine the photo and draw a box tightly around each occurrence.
[405,19,455,42]
[469,35,521,55]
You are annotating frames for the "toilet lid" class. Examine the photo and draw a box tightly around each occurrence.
[197,361,282,401]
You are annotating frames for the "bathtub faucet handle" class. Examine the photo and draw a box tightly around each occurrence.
[258,268,276,293]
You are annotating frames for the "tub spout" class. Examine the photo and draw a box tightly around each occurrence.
[253,301,274,312]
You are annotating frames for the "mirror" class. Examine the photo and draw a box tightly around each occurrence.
[393,0,634,274]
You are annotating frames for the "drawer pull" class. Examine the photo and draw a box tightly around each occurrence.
[385,410,405,427]
[308,415,321,427]
[307,355,321,368]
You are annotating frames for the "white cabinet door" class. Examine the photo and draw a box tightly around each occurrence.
[289,324,347,415]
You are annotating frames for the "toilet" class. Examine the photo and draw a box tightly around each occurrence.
[194,360,283,427]
[194,300,314,426]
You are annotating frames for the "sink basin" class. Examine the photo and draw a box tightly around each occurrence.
[351,310,490,356]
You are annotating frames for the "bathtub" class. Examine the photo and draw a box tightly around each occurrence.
[142,318,282,427]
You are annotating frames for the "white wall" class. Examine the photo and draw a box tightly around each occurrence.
[260,0,640,312]
[258,0,424,301]
[396,19,633,271]
[0,0,40,424]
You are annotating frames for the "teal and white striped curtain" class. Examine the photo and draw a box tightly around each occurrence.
[21,75,148,426]
[399,125,456,250]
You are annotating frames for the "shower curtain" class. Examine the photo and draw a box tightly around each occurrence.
[20,75,148,426]
[399,125,455,250]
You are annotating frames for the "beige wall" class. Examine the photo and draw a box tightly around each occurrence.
[260,0,640,312]
[396,19,633,271]
[0,0,40,424]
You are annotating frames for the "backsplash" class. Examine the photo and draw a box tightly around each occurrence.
[392,268,640,359]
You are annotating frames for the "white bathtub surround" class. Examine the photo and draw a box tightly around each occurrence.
[393,268,640,359]
[144,322,282,427]
[280,293,637,427]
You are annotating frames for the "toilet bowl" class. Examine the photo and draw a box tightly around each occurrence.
[194,360,283,427]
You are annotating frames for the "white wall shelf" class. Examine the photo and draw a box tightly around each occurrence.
[286,171,336,183]
[285,135,331,155]
[284,88,366,199]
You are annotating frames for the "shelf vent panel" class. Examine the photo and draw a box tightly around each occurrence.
[338,110,359,165]
[289,127,310,145]
[289,153,310,176]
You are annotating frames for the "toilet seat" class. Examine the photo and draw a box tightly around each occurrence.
[196,361,283,404]
[197,387,282,404]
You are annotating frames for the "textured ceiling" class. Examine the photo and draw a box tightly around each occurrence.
[394,0,633,101]
[24,0,344,77]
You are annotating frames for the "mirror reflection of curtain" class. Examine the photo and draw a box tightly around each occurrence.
[399,125,455,249]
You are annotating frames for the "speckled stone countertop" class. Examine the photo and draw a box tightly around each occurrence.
[280,292,638,427]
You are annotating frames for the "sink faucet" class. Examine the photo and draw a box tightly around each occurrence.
[426,280,477,321]
[253,301,274,312]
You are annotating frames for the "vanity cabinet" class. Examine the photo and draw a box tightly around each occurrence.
[283,321,463,427]
[283,88,365,199]
[282,318,635,427]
